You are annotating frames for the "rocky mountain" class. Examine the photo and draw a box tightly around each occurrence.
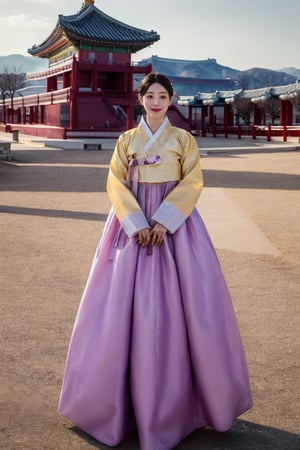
[0,54,47,73]
[138,56,298,90]
[278,67,300,79]
[138,55,239,79]
[230,67,297,90]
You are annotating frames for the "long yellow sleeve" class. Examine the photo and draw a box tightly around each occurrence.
[151,130,203,233]
[106,134,150,237]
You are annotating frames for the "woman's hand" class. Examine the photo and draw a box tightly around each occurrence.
[150,223,167,246]
[137,228,151,247]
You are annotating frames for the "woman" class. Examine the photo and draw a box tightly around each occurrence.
[58,73,253,450]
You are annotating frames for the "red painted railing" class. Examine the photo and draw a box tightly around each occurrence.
[10,88,71,108]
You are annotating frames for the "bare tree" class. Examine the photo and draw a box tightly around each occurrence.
[232,97,253,126]
[0,72,10,123]
[255,97,280,125]
[291,91,300,113]
[264,97,280,125]
[0,66,26,110]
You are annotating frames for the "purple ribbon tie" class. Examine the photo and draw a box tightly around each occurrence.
[127,155,161,196]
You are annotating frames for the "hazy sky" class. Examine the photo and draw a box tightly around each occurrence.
[0,0,299,71]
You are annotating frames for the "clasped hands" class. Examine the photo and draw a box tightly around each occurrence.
[137,223,167,247]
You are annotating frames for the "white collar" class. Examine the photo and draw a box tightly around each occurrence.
[140,116,169,153]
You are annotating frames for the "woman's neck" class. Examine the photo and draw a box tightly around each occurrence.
[145,116,165,134]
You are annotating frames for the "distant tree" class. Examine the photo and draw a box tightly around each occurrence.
[265,97,280,125]
[232,97,253,126]
[256,97,280,125]
[0,66,26,121]
[0,71,10,123]
[291,91,300,112]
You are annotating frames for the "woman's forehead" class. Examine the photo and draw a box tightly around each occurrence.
[146,83,168,93]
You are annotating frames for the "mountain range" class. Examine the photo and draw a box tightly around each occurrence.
[1,53,299,92]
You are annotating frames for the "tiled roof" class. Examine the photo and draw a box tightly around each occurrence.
[178,80,300,106]
[28,4,159,56]
[59,5,159,51]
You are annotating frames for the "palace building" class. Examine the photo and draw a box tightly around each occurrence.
[178,81,300,136]
[2,0,160,138]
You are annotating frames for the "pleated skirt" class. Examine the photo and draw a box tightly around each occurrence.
[58,181,253,450]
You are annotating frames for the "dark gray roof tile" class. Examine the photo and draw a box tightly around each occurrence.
[59,5,159,49]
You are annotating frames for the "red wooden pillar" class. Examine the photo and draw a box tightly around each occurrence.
[70,57,78,130]
[285,100,293,126]
[262,108,266,126]
[208,105,214,127]
[237,125,241,139]
[201,105,206,129]
[223,104,228,127]
[224,103,232,137]
[6,107,10,124]
[280,99,286,126]
[188,106,193,132]
[193,107,198,132]
[229,110,234,126]
[126,105,134,129]
[40,105,45,124]
[283,125,287,141]
[29,106,34,123]
[124,71,129,92]
[126,69,135,129]
[91,63,98,92]
[254,104,265,125]
[47,76,58,92]
[63,72,68,89]
[67,71,72,88]
[253,103,259,125]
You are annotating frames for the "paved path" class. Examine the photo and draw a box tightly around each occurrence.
[0,133,299,449]
[197,188,280,255]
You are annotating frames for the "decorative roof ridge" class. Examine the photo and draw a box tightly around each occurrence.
[59,4,95,22]
[179,82,300,103]
[144,55,220,65]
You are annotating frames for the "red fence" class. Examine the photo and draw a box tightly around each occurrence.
[198,125,300,142]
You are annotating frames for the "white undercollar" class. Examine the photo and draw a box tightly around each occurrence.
[140,116,169,154]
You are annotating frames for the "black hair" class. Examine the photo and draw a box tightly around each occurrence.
[138,72,174,98]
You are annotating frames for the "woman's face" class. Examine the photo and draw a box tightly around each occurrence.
[140,82,172,123]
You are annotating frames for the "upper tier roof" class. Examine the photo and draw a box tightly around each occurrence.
[28,4,160,57]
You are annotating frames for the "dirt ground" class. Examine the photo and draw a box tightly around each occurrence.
[0,141,299,450]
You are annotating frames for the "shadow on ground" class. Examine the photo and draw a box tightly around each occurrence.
[0,164,108,192]
[0,205,107,222]
[71,420,300,450]
[203,169,300,190]
[1,163,299,193]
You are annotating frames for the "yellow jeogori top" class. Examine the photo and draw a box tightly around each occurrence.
[107,117,203,237]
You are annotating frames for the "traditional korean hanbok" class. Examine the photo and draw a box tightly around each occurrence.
[58,116,253,450]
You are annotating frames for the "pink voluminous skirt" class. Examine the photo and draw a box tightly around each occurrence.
[58,181,253,450]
